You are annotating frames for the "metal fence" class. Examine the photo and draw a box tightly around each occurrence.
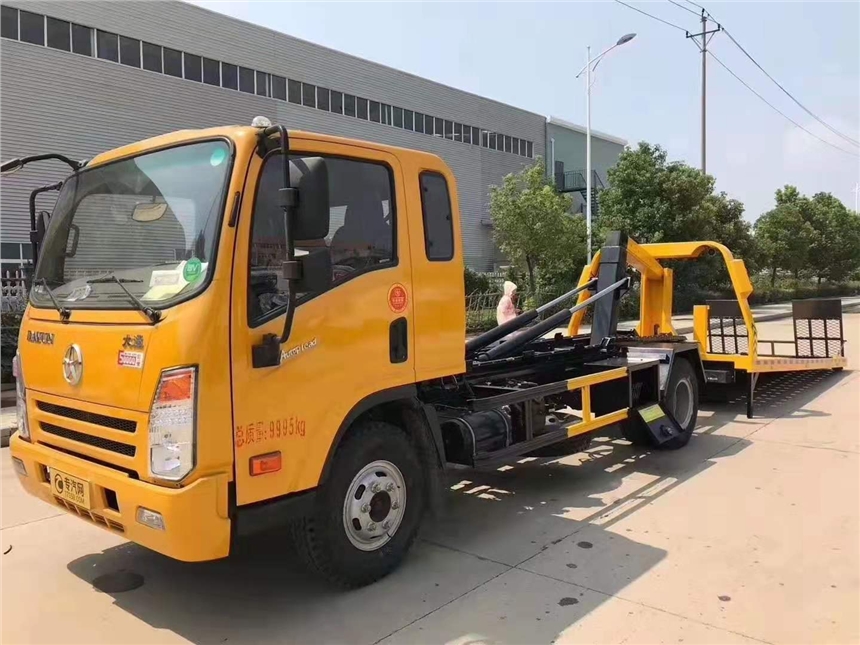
[1,270,28,313]
[465,286,573,334]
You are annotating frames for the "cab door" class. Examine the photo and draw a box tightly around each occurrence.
[230,137,415,505]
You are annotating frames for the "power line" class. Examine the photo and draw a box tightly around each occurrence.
[667,0,701,18]
[707,50,858,157]
[721,29,860,148]
[613,0,689,33]
[684,0,709,14]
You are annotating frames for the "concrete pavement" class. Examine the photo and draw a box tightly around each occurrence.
[1,315,858,644]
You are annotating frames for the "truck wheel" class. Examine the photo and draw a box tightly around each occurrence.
[659,357,698,450]
[620,357,698,449]
[291,421,426,588]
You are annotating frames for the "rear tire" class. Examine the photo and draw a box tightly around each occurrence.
[291,421,426,588]
[620,357,698,450]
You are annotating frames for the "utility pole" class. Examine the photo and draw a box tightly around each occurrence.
[686,10,721,174]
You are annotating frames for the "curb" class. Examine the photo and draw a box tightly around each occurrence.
[1,425,13,448]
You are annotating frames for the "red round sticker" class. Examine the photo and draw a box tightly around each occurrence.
[388,284,408,313]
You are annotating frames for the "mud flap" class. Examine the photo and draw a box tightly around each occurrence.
[633,403,684,446]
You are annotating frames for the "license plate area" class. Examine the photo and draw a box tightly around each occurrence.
[49,468,92,510]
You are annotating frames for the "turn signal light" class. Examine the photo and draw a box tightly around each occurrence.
[250,452,281,476]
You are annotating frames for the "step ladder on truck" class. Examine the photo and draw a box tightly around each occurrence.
[566,237,848,418]
[2,121,846,589]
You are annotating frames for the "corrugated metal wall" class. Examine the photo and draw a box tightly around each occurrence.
[0,0,546,270]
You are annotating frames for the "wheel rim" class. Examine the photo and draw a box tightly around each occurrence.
[342,460,406,552]
[672,378,694,429]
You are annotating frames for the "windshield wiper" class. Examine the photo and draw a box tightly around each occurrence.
[39,278,71,322]
[87,275,161,323]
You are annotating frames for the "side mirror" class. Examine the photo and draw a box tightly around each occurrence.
[289,156,329,240]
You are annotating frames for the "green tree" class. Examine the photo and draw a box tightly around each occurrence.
[489,158,582,292]
[598,142,752,252]
[754,203,814,285]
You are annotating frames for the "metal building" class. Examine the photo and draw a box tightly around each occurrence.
[0,0,549,272]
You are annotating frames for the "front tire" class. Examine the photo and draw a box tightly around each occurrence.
[291,421,426,588]
[660,357,699,450]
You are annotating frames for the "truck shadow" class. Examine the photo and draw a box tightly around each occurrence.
[64,368,848,645]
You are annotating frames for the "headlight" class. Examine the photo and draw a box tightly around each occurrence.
[12,351,30,441]
[148,366,197,481]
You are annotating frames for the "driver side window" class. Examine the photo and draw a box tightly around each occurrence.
[248,153,396,325]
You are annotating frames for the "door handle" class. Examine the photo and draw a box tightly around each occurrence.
[389,317,408,364]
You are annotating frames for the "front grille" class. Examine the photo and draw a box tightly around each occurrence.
[37,401,136,433]
[54,497,125,533]
[40,422,136,457]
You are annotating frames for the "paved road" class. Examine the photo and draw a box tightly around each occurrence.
[2,316,858,644]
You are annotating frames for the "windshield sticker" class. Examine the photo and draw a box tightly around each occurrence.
[117,350,144,369]
[210,147,228,167]
[122,334,144,350]
[65,284,91,302]
[280,337,318,364]
[183,258,203,282]
[149,270,181,287]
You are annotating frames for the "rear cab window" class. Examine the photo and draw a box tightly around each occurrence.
[419,172,454,261]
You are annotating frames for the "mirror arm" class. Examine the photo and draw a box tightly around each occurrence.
[29,181,63,263]
[2,153,84,174]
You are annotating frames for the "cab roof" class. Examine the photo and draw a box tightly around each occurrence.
[86,124,445,169]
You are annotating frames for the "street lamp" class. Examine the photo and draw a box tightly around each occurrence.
[575,32,636,262]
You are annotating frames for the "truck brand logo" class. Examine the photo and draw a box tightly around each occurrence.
[388,284,408,314]
[27,331,55,345]
[122,334,144,350]
[280,337,318,364]
[62,344,83,385]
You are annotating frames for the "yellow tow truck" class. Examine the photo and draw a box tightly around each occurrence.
[5,121,846,587]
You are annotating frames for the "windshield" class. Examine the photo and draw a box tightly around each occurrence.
[31,139,233,311]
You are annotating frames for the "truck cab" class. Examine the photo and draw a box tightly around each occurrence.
[10,123,465,581]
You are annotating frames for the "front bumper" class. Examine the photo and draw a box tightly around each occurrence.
[10,435,231,562]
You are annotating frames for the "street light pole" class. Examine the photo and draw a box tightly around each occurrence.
[585,45,592,262]
[576,33,636,262]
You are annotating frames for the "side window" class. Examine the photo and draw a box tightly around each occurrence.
[248,154,396,324]
[419,172,454,261]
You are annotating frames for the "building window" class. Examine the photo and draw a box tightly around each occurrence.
[393,107,403,128]
[512,138,519,155]
[419,172,454,261]
[454,122,463,142]
[249,154,395,322]
[427,114,436,135]
[222,63,238,90]
[369,100,380,123]
[331,90,343,114]
[481,131,489,147]
[442,120,452,140]
[404,109,414,131]
[526,141,533,158]
[490,133,498,150]
[356,97,368,120]
[414,112,424,134]
[71,24,92,56]
[461,124,470,144]
[119,36,140,68]
[317,87,330,111]
[142,42,162,72]
[19,10,44,46]
[302,82,316,107]
[184,53,201,81]
[383,104,391,125]
[163,46,182,77]
[271,75,286,100]
[434,117,444,137]
[46,17,70,51]
[239,67,255,94]
[203,58,220,86]
[344,94,356,117]
[288,79,301,104]
[504,135,512,153]
[472,127,480,146]
[96,30,118,62]
[256,71,269,96]
[1,6,18,40]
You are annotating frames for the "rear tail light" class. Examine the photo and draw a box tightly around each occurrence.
[148,367,196,481]
[13,351,30,441]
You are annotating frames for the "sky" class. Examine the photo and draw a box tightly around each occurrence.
[193,0,860,220]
